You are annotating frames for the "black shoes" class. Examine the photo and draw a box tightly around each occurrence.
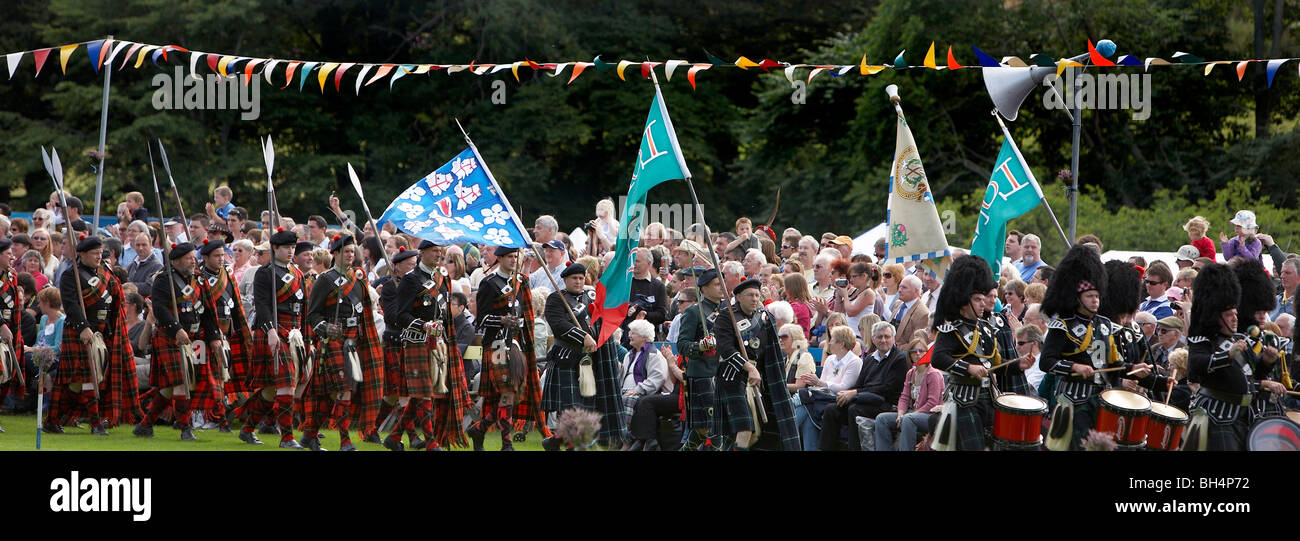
[466,424,486,452]
[363,432,382,444]
[91,425,109,436]
[279,439,306,450]
[42,423,64,434]
[133,423,154,438]
[500,440,515,451]
[382,437,405,452]
[180,428,197,441]
[239,431,264,445]
[541,436,560,452]
[300,436,327,451]
[338,442,357,452]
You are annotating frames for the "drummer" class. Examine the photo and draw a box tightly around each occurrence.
[1184,263,1284,451]
[1038,245,1152,451]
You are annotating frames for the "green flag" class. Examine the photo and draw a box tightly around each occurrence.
[970,126,1043,276]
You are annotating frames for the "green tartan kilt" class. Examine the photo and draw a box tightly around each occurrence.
[540,364,594,413]
[684,377,714,432]
[952,391,995,451]
[712,378,752,435]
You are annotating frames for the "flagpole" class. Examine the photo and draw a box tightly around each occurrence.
[455,119,585,332]
[647,70,752,369]
[991,110,1072,248]
[90,35,113,234]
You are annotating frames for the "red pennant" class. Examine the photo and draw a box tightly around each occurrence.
[946,45,964,70]
[283,61,302,89]
[640,62,652,79]
[1087,40,1115,67]
[757,58,780,72]
[205,54,219,73]
[334,62,355,91]
[32,48,51,77]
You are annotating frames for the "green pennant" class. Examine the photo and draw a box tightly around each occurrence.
[593,55,612,71]
[1030,53,1056,67]
[704,50,727,66]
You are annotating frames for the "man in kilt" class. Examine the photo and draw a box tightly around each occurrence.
[196,238,252,433]
[927,255,1000,451]
[470,246,545,451]
[711,278,800,451]
[240,228,308,449]
[301,235,371,451]
[1184,263,1285,450]
[133,242,205,441]
[1039,245,1153,451]
[376,247,418,446]
[1099,260,1172,402]
[0,239,23,433]
[675,267,723,450]
[50,235,122,436]
[383,240,470,451]
[539,263,624,450]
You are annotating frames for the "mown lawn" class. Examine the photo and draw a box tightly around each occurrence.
[0,413,548,451]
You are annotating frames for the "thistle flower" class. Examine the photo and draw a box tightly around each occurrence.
[1081,429,1117,451]
[1057,169,1071,182]
[555,408,600,449]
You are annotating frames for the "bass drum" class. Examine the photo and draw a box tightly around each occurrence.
[1248,417,1300,451]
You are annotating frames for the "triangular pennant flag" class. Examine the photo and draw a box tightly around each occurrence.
[1266,59,1287,88]
[664,60,685,81]
[120,43,144,70]
[947,46,964,70]
[972,46,1000,68]
[97,38,116,69]
[135,46,157,69]
[242,58,264,85]
[1000,56,1027,67]
[414,64,435,74]
[923,42,937,69]
[317,62,340,91]
[217,55,235,77]
[1029,53,1055,67]
[334,62,355,91]
[365,64,393,86]
[283,61,301,88]
[784,64,798,84]
[298,61,319,91]
[5,52,21,79]
[616,60,634,81]
[859,53,869,75]
[549,62,569,77]
[757,58,779,72]
[150,48,165,67]
[159,44,190,62]
[1056,59,1084,77]
[32,48,51,77]
[808,66,827,82]
[263,59,281,85]
[354,64,374,94]
[862,65,886,75]
[205,53,220,74]
[86,40,104,73]
[227,57,250,74]
[1144,57,1170,71]
[893,50,907,69]
[474,65,495,75]
[567,62,589,84]
[1236,60,1252,81]
[104,40,130,67]
[1087,40,1115,66]
[640,61,658,79]
[833,65,854,76]
[58,44,78,74]
[510,61,522,81]
[1203,61,1229,76]
[735,55,759,70]
[389,64,414,90]
[592,55,612,71]
[446,64,467,74]
[686,63,709,90]
[488,63,510,74]
[1172,51,1202,64]
[1116,55,1142,66]
[704,50,726,66]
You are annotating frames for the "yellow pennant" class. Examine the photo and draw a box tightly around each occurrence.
[923,43,937,69]
[616,60,634,81]
[58,44,78,73]
[735,56,759,70]
[317,62,339,91]
[217,55,235,77]
[1056,59,1083,77]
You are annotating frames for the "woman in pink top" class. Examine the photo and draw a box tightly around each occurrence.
[781,272,815,337]
[873,338,944,451]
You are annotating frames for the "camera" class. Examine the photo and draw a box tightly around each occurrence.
[834,278,847,287]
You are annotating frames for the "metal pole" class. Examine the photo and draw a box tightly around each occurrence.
[91,35,113,232]
[1068,65,1081,241]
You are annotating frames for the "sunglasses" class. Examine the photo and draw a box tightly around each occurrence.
[778,334,791,339]
[883,272,893,278]
[781,244,795,250]
[1144,279,1164,285]
[1016,340,1036,346]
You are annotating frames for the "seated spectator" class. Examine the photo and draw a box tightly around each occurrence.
[781,272,815,336]
[1023,303,1046,333]
[793,325,862,451]
[855,314,882,358]
[874,337,944,451]
[24,288,65,393]
[1024,282,1046,306]
[1139,261,1175,319]
[817,322,908,451]
[21,250,49,290]
[1134,311,1157,340]
[1166,348,1195,412]
[619,319,669,451]
[779,323,815,396]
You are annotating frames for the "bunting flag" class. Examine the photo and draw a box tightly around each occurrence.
[969,122,1045,277]
[885,94,951,278]
[5,37,1300,93]
[592,84,691,347]
[376,147,530,248]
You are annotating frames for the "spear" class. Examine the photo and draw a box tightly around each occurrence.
[147,143,193,394]
[42,147,101,400]
[345,163,395,273]
[261,136,281,375]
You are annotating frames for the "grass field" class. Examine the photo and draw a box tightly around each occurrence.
[0,413,549,451]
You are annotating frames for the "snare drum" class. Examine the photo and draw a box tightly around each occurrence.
[1097,389,1151,446]
[993,394,1047,444]
[1248,418,1300,451]
[1144,402,1189,451]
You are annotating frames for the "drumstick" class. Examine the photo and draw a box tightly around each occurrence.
[1072,366,1128,377]
[1285,390,1300,397]
[1164,369,1178,406]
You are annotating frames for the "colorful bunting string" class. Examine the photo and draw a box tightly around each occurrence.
[4,37,1300,94]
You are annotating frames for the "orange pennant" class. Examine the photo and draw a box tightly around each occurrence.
[946,46,964,70]
[1236,60,1252,81]
[366,64,394,86]
[568,62,589,84]
[735,56,759,70]
[686,63,709,90]
[283,61,301,89]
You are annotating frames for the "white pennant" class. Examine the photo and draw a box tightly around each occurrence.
[354,64,374,95]
[665,59,686,81]
[548,62,569,77]
[104,40,131,66]
[189,51,203,81]
[5,52,20,79]
[836,65,853,75]
[783,65,797,84]
[489,64,511,74]
[263,59,281,85]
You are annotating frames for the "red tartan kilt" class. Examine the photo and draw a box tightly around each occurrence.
[54,323,104,385]
[382,340,405,396]
[223,330,252,394]
[148,332,190,389]
[311,329,354,396]
[247,328,296,389]
[190,357,222,413]
[400,340,437,398]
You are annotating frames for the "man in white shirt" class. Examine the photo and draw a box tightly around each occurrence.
[1014,324,1045,394]
[809,253,835,303]
[528,239,568,293]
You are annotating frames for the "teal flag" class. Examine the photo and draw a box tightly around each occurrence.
[970,126,1043,277]
[592,85,691,346]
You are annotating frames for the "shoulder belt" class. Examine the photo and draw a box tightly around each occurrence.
[80,268,109,305]
[275,266,303,303]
